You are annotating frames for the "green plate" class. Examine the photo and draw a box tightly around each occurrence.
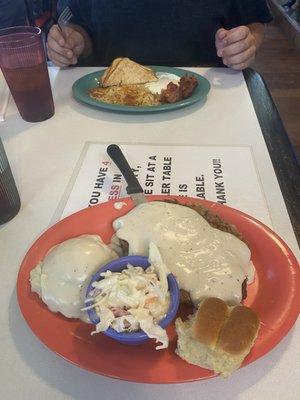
[72,66,211,113]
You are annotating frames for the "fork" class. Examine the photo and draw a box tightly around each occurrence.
[57,6,73,37]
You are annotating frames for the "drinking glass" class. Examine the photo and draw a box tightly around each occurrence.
[0,138,20,224]
[0,26,54,122]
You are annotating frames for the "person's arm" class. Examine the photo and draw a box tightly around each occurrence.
[46,23,92,67]
[215,23,265,70]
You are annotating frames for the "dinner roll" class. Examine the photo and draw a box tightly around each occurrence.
[176,298,260,377]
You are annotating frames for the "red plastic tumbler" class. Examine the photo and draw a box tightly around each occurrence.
[0,26,54,122]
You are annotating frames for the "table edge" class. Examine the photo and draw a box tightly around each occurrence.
[243,68,300,246]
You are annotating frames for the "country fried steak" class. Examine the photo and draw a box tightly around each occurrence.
[116,200,248,304]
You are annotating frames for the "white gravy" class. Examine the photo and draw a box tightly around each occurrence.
[30,234,118,321]
[145,72,180,94]
[113,202,254,305]
[113,201,127,210]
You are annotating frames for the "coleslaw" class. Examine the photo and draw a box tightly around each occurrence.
[84,244,171,350]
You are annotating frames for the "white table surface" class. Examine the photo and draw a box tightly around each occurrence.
[0,67,299,400]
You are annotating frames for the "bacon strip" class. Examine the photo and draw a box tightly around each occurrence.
[160,75,198,104]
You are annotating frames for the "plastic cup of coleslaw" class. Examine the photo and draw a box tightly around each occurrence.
[85,255,180,346]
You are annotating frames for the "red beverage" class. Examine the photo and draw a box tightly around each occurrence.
[0,26,54,122]
[2,62,54,122]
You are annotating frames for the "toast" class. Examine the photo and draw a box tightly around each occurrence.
[101,57,158,87]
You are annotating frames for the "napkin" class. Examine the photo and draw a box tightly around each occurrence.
[0,71,10,122]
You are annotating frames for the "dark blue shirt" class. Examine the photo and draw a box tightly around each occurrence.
[59,0,272,66]
[0,0,26,29]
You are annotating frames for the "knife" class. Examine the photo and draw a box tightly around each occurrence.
[107,144,147,206]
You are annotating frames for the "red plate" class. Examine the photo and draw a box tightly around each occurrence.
[17,196,300,383]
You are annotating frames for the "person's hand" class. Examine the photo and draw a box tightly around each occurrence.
[215,26,257,70]
[46,24,85,67]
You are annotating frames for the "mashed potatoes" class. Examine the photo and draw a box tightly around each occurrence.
[30,235,118,321]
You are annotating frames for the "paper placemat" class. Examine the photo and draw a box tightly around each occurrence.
[52,142,271,227]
